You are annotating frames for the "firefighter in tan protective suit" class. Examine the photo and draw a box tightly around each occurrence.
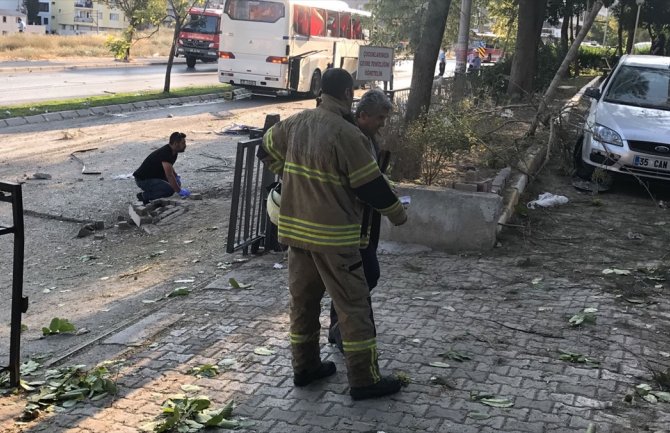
[259,68,407,400]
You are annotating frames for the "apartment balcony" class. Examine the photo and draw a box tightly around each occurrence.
[74,16,94,23]
[74,1,94,8]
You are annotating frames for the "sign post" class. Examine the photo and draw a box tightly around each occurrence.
[357,46,394,90]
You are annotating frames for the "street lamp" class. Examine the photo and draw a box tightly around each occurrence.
[631,0,644,52]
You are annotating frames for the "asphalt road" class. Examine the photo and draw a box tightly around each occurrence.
[0,58,456,106]
[0,63,220,105]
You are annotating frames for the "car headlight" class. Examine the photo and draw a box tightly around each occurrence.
[593,124,623,147]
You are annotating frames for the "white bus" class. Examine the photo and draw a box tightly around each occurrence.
[218,0,370,96]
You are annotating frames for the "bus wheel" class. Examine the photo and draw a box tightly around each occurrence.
[309,70,321,98]
[186,56,196,68]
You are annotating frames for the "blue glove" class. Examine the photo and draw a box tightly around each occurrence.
[179,188,191,198]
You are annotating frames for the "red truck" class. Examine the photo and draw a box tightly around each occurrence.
[176,7,223,68]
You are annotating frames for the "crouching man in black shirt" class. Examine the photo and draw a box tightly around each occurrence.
[133,132,190,204]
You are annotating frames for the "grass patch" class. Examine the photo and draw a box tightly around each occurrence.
[0,84,233,119]
[0,29,174,60]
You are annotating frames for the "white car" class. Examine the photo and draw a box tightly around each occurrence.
[575,55,670,182]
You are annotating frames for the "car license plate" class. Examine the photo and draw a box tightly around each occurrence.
[634,155,670,170]
[240,79,256,86]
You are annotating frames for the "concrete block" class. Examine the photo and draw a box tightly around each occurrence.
[117,221,131,230]
[93,220,105,230]
[128,204,142,227]
[90,107,108,115]
[0,119,8,128]
[132,101,148,110]
[4,117,28,127]
[190,193,203,200]
[380,183,503,252]
[477,179,493,193]
[76,109,92,117]
[106,105,123,113]
[77,224,95,238]
[42,112,63,122]
[454,182,478,192]
[491,166,512,195]
[59,110,79,119]
[464,170,479,182]
[25,114,45,124]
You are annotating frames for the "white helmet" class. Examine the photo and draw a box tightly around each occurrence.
[266,184,281,225]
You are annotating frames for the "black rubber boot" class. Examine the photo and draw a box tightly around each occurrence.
[350,376,402,400]
[293,361,337,387]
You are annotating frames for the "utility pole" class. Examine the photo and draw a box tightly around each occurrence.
[454,0,473,100]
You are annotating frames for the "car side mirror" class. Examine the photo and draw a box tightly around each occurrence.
[584,87,601,100]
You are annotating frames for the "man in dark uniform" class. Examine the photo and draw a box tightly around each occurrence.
[328,88,394,352]
[133,132,190,203]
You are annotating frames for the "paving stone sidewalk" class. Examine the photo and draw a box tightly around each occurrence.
[5,236,669,433]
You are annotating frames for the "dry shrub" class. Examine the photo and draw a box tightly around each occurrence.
[0,28,174,60]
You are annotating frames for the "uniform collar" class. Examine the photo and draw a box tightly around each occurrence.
[318,94,352,118]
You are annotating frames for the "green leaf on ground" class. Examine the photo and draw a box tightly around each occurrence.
[479,397,514,408]
[558,350,600,367]
[228,278,252,289]
[438,350,471,362]
[188,364,219,378]
[569,308,597,327]
[253,347,274,356]
[167,287,190,297]
[42,317,76,336]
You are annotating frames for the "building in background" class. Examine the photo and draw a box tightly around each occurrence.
[35,0,126,34]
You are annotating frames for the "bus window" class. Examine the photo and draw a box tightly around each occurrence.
[294,5,309,36]
[310,8,326,36]
[352,18,363,39]
[327,12,340,37]
[224,0,285,23]
[339,13,351,39]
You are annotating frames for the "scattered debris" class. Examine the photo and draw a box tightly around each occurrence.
[76,223,95,238]
[394,371,411,386]
[273,263,284,269]
[31,172,52,180]
[22,362,119,420]
[140,396,244,432]
[602,268,631,275]
[70,148,101,175]
[527,192,569,209]
[428,361,450,368]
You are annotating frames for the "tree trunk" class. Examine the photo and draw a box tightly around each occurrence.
[506,0,547,99]
[616,18,623,55]
[404,0,451,123]
[164,18,182,93]
[560,5,570,55]
[398,0,451,180]
[529,1,603,136]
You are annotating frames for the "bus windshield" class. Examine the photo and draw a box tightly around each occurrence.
[224,0,285,23]
[182,13,219,34]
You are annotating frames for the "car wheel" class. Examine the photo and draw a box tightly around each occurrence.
[574,136,595,180]
[308,70,321,98]
[186,56,196,68]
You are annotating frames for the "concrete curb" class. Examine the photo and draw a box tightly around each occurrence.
[497,76,601,231]
[0,57,185,74]
[0,92,226,129]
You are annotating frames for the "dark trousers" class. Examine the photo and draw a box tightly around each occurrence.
[135,177,178,202]
[328,245,380,348]
[438,61,446,76]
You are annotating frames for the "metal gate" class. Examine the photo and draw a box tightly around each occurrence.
[0,181,27,387]
[226,115,280,255]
